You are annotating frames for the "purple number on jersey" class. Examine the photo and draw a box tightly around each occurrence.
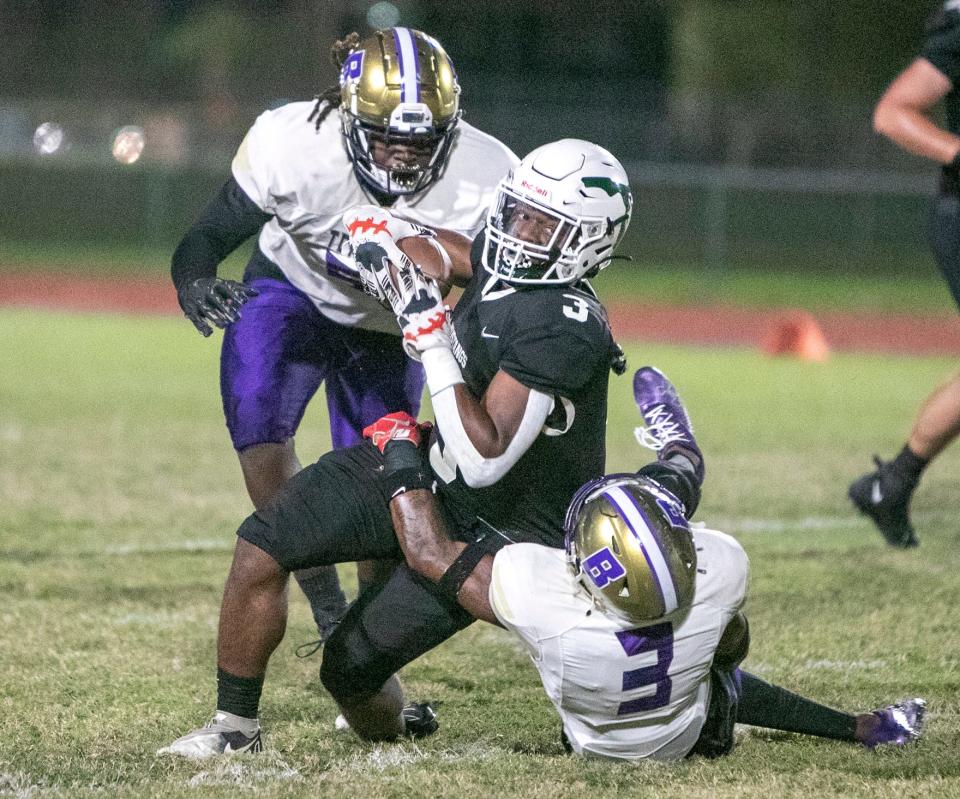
[615,622,674,715]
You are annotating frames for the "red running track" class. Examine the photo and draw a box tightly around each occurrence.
[1,274,958,357]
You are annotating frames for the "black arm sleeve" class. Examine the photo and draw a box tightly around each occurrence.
[170,177,273,293]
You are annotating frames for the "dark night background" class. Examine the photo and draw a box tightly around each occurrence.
[0,1,947,262]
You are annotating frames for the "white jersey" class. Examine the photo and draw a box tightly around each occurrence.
[231,101,518,333]
[489,528,748,761]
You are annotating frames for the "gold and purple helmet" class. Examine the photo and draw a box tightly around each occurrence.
[338,28,461,196]
[564,474,697,622]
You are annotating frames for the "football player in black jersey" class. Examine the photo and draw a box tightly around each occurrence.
[849,2,960,548]
[159,139,634,757]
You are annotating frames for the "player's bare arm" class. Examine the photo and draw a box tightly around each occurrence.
[387,487,499,625]
[874,58,959,163]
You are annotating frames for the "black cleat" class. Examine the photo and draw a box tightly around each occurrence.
[849,456,918,548]
[401,702,439,739]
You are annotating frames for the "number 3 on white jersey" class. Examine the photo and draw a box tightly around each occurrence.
[562,294,589,323]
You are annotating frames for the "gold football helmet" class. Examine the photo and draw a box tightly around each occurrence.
[564,475,697,622]
[338,28,461,196]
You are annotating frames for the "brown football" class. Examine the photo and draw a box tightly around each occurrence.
[398,236,448,280]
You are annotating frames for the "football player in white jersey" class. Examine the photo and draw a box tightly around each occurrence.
[168,28,518,639]
[372,367,925,760]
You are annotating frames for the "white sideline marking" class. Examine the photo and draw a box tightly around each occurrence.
[188,756,300,787]
[747,659,887,674]
[803,659,887,671]
[349,742,500,773]
[0,772,41,798]
[0,423,22,442]
[104,538,232,555]
[707,516,863,534]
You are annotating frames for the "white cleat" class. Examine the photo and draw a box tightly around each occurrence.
[157,711,263,759]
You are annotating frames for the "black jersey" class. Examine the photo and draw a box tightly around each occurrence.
[922,2,960,133]
[430,236,618,548]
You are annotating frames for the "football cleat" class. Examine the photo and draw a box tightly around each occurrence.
[401,702,439,739]
[858,698,925,749]
[633,366,704,483]
[848,456,918,548]
[157,711,262,759]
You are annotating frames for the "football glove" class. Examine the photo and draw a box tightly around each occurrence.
[345,205,436,313]
[362,411,432,454]
[398,277,452,361]
[177,277,258,337]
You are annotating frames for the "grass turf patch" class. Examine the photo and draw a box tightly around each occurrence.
[1,309,958,797]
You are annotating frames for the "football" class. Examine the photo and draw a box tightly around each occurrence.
[398,235,452,291]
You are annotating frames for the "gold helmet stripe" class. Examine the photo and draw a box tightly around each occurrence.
[393,27,420,103]
[605,486,679,614]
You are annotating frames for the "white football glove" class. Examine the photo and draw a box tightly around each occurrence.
[344,205,437,312]
[398,273,453,361]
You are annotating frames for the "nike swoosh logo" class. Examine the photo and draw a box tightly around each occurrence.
[871,479,883,504]
[481,326,499,339]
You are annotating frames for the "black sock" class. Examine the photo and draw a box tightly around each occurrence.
[636,458,702,516]
[891,444,928,485]
[737,671,856,742]
[217,668,264,719]
[294,565,347,632]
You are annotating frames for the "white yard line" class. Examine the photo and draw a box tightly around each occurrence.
[707,516,865,533]
[103,538,232,555]
[188,756,301,787]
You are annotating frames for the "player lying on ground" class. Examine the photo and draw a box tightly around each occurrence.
[169,27,517,639]
[158,139,635,757]
[362,367,925,760]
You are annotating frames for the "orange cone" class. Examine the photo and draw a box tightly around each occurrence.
[760,310,830,361]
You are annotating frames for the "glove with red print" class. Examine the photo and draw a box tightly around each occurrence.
[398,276,453,361]
[344,205,437,314]
[362,411,432,454]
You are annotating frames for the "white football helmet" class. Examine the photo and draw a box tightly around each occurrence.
[482,138,632,284]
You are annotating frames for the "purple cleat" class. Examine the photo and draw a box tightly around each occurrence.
[633,367,704,483]
[857,698,926,749]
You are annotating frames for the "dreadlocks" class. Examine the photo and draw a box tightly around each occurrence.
[307,32,361,131]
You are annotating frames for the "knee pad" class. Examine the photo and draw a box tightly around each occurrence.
[319,609,394,704]
[319,565,472,704]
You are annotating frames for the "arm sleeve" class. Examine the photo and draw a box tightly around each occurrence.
[170,177,272,293]
[922,19,960,81]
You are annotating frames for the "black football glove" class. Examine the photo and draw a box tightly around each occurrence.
[177,277,258,337]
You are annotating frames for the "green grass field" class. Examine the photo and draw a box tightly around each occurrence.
[1,308,959,798]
